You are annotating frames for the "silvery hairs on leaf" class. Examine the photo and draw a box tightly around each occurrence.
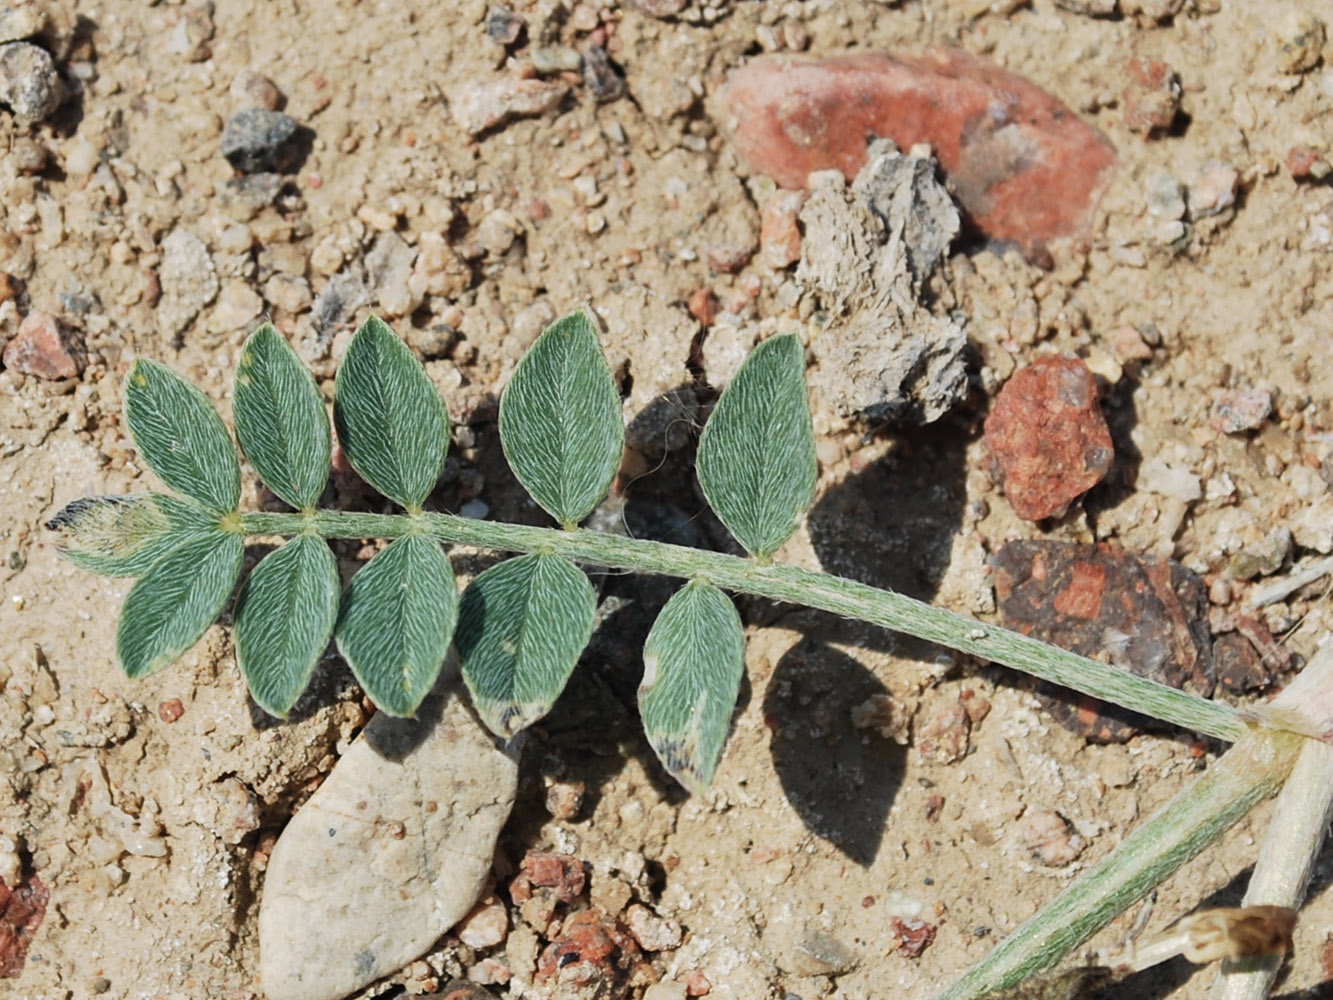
[456,551,596,738]
[696,334,816,559]
[334,316,449,512]
[125,359,241,515]
[499,309,624,528]
[234,323,332,510]
[46,493,219,577]
[116,529,244,679]
[638,580,745,793]
[335,533,458,717]
[234,534,340,717]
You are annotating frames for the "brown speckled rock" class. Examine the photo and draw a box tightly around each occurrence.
[984,355,1113,520]
[715,49,1117,261]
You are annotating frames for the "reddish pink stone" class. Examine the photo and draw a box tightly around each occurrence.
[759,188,804,269]
[2,310,80,379]
[984,355,1114,520]
[715,50,1118,261]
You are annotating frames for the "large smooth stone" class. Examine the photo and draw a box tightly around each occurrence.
[259,675,520,1000]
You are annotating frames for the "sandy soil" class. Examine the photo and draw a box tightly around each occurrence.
[2,1,1332,999]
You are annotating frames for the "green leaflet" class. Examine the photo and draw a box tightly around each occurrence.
[696,334,816,559]
[456,552,595,738]
[638,580,745,794]
[45,493,219,577]
[499,310,623,527]
[234,323,331,510]
[234,535,339,717]
[333,316,449,511]
[335,533,458,717]
[125,359,242,516]
[116,530,245,679]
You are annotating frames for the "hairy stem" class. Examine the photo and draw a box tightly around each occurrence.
[1208,644,1333,1000]
[240,509,1250,742]
[931,729,1305,1000]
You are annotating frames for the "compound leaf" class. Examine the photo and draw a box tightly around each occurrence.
[125,359,241,515]
[500,310,623,527]
[117,529,244,679]
[234,534,339,717]
[335,533,457,717]
[456,552,595,738]
[234,323,331,510]
[696,334,815,559]
[333,315,448,511]
[46,493,219,577]
[638,580,745,794]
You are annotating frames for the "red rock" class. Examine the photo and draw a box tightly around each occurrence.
[984,355,1113,520]
[992,540,1214,742]
[715,50,1117,261]
[1286,144,1330,180]
[889,917,937,959]
[0,873,48,978]
[2,310,81,379]
[157,698,185,723]
[1122,56,1181,136]
[683,970,712,996]
[759,188,804,269]
[536,908,640,986]
[687,287,719,326]
[519,851,586,903]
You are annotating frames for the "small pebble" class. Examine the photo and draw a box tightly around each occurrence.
[485,5,524,45]
[1211,386,1273,433]
[916,697,971,765]
[644,984,689,1000]
[263,274,313,314]
[890,917,938,959]
[582,44,626,102]
[208,281,264,332]
[1188,159,1239,218]
[1286,144,1330,181]
[1143,166,1185,220]
[220,108,301,174]
[530,45,582,75]
[476,209,522,256]
[459,499,489,520]
[229,69,281,110]
[630,0,688,15]
[791,927,856,976]
[1122,56,1180,136]
[10,135,48,173]
[544,778,585,820]
[1273,11,1326,75]
[157,699,185,723]
[3,310,80,379]
[0,41,65,124]
[687,288,719,325]
[64,137,99,177]
[457,895,509,949]
[1021,809,1086,867]
[759,189,804,269]
[1110,325,1154,362]
[1054,0,1118,14]
[624,904,682,952]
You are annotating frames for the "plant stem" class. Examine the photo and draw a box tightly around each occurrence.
[1208,644,1333,1000]
[240,510,1250,742]
[930,729,1306,1000]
